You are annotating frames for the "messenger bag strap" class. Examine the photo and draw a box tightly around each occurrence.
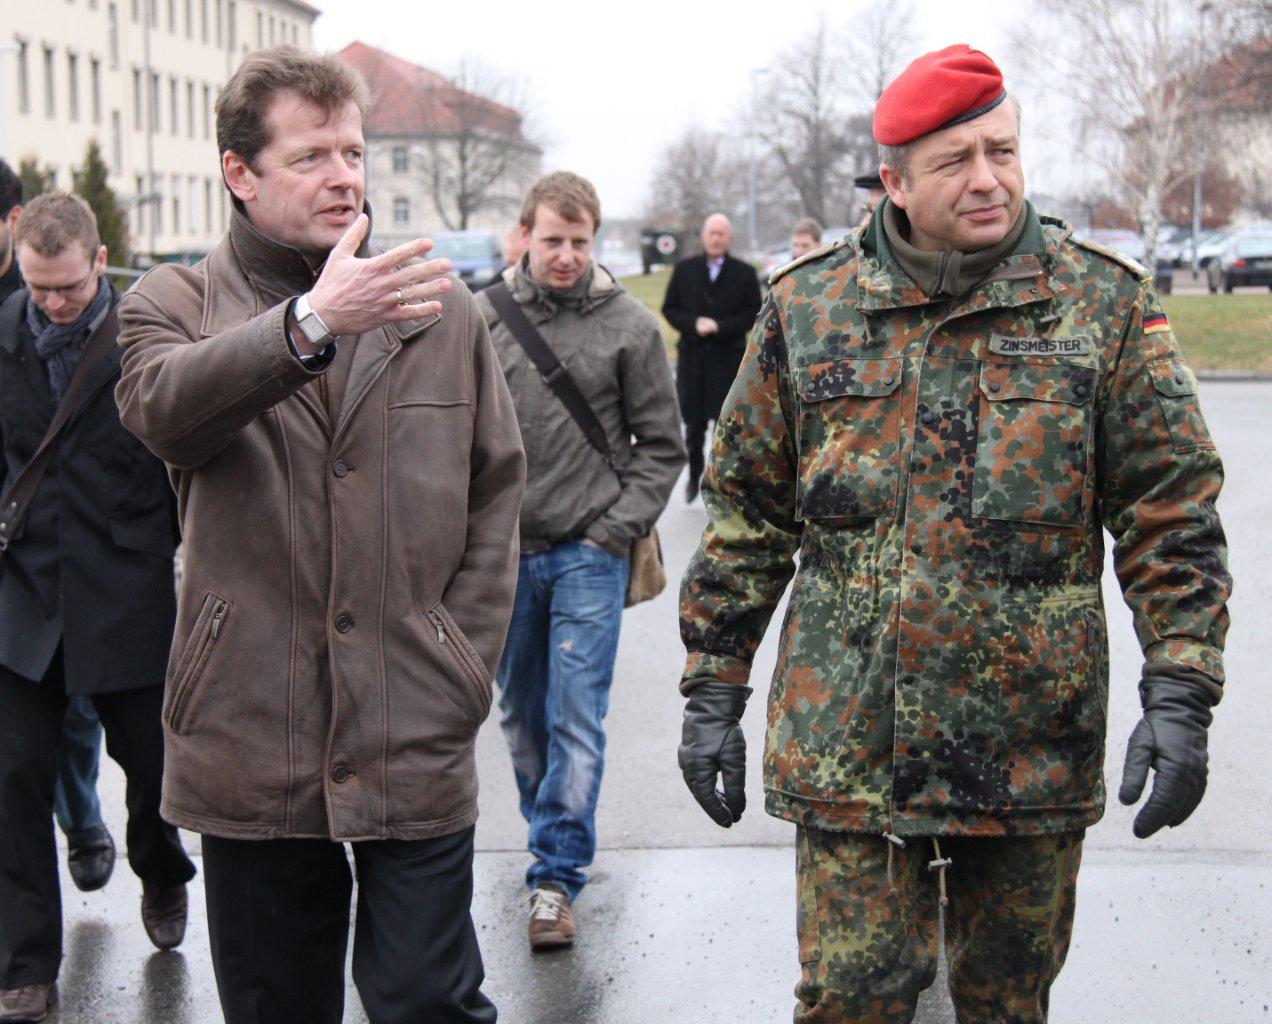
[0,305,120,559]
[486,281,614,465]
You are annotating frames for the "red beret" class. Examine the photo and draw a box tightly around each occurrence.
[873,44,1006,146]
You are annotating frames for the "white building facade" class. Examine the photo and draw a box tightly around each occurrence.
[1,0,318,263]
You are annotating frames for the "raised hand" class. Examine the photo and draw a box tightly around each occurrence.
[307,214,453,336]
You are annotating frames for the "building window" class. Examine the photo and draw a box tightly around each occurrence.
[134,173,145,238]
[152,175,163,234]
[90,58,102,123]
[268,14,275,45]
[169,75,178,135]
[167,0,175,32]
[214,0,222,46]
[201,84,211,139]
[43,46,55,119]
[130,0,138,23]
[149,71,160,129]
[200,0,207,42]
[67,52,79,121]
[171,174,180,237]
[204,177,213,233]
[255,10,262,47]
[147,0,157,27]
[184,0,192,37]
[111,111,123,173]
[393,197,410,226]
[188,177,198,232]
[227,1,236,51]
[132,67,143,129]
[392,147,408,174]
[108,3,120,68]
[186,80,195,138]
[14,40,29,115]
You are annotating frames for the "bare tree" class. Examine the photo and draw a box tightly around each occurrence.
[1011,0,1270,267]
[843,0,918,105]
[362,56,542,231]
[643,125,749,249]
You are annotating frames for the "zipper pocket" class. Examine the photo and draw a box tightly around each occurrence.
[168,593,231,733]
[426,603,491,717]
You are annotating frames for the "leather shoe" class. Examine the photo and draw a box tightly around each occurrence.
[0,982,57,1022]
[685,476,700,503]
[141,881,187,950]
[67,824,115,892]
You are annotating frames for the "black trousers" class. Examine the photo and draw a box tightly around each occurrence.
[202,828,496,1024]
[0,656,196,988]
[684,418,711,490]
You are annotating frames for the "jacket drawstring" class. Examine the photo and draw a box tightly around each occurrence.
[884,832,905,892]
[928,837,952,907]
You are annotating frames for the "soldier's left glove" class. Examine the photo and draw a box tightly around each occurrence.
[678,681,751,828]
[1118,675,1215,839]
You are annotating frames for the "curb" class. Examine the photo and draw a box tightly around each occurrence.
[1195,370,1272,382]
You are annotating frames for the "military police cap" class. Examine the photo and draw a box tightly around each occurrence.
[872,44,1005,146]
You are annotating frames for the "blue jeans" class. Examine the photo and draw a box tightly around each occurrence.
[54,695,104,840]
[495,540,628,901]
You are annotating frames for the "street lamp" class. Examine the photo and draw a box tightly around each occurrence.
[747,68,771,260]
[1190,1,1213,278]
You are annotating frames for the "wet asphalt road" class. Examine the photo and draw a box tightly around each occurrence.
[44,381,1272,1023]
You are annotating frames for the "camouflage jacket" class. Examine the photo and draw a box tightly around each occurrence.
[678,207,1230,839]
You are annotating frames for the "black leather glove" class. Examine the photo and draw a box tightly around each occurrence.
[1118,675,1215,839]
[678,680,751,827]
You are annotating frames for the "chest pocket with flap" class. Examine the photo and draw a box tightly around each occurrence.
[973,361,1096,527]
[793,357,903,521]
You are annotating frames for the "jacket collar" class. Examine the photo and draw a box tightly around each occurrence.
[502,258,622,323]
[855,200,1063,316]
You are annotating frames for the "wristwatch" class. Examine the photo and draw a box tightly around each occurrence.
[292,293,336,350]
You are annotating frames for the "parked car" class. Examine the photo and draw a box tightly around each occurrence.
[1083,230,1173,293]
[1156,225,1193,268]
[428,230,503,289]
[1192,229,1233,270]
[1207,229,1272,293]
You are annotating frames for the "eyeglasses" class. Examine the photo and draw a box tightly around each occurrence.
[27,269,98,300]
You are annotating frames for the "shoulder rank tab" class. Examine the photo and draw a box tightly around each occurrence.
[767,235,852,287]
[1069,234,1150,280]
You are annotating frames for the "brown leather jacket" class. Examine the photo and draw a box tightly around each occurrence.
[116,208,525,841]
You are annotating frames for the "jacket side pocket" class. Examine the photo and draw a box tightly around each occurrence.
[426,601,493,719]
[166,591,230,734]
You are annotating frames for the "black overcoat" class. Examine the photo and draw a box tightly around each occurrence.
[661,253,762,422]
[0,287,178,692]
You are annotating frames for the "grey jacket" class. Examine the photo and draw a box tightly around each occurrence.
[475,261,684,557]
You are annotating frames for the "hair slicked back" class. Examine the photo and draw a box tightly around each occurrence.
[216,45,369,170]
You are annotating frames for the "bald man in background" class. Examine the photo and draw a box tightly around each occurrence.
[661,214,761,502]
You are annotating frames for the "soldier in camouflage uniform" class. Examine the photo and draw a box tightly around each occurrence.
[676,44,1230,1024]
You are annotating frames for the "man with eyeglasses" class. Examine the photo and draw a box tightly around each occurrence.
[0,191,195,1022]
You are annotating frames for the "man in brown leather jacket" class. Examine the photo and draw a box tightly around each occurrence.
[115,46,525,1024]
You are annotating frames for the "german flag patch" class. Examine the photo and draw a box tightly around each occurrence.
[1143,312,1171,335]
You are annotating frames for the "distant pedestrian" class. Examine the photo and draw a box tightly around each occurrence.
[661,213,762,502]
[480,224,530,291]
[0,191,195,1023]
[791,217,823,259]
[476,171,683,949]
[115,46,524,1024]
[678,44,1230,1023]
[0,161,116,904]
[853,170,886,229]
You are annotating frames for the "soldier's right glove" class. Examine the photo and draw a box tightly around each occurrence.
[1118,675,1215,839]
[678,680,751,828]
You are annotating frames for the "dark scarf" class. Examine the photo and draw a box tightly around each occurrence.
[26,277,112,402]
[882,198,1029,299]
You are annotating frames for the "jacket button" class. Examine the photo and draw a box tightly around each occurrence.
[335,614,354,633]
[910,543,923,555]
[988,382,1001,393]
[1175,375,1184,385]
[333,459,350,477]
[1074,383,1088,397]
[921,411,936,425]
[804,382,817,396]
[883,375,895,386]
[330,764,350,784]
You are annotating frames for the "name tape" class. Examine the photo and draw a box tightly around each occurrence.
[989,334,1092,357]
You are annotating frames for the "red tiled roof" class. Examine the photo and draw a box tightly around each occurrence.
[337,41,524,140]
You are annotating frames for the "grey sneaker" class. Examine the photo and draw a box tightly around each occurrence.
[528,885,575,950]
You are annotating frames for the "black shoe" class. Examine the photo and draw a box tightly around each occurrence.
[685,477,700,503]
[0,982,57,1022]
[67,825,115,892]
[141,881,188,950]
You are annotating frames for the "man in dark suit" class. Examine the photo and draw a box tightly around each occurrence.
[661,213,762,501]
[0,192,195,1022]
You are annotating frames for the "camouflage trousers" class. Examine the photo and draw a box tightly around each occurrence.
[794,827,1084,1024]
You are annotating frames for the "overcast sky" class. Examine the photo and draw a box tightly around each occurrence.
[314,0,1066,220]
